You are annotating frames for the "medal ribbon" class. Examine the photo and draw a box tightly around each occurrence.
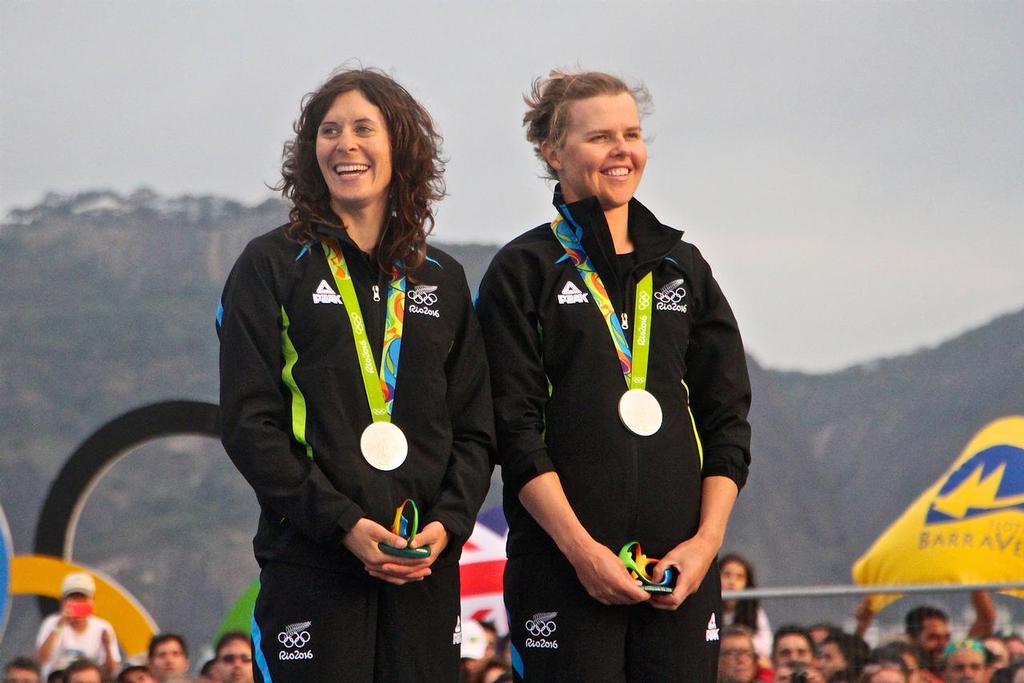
[322,239,406,421]
[551,210,654,390]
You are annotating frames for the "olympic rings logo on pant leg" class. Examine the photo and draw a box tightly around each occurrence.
[278,630,310,648]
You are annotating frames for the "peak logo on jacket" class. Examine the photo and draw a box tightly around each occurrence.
[557,281,589,305]
[654,278,687,313]
[312,280,342,305]
[409,284,441,317]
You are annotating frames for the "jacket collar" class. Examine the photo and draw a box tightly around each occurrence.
[551,184,684,278]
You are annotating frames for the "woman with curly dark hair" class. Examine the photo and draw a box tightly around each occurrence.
[217,68,494,682]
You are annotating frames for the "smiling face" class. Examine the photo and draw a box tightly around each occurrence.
[315,89,393,222]
[542,92,646,210]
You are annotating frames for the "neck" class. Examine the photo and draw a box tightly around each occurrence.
[604,204,633,254]
[332,201,387,254]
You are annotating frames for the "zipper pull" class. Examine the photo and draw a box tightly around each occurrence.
[621,313,629,329]
[372,285,381,302]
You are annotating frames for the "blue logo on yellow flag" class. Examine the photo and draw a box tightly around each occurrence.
[852,416,1024,609]
[926,445,1024,524]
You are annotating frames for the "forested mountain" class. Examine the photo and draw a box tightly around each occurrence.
[2,190,1021,656]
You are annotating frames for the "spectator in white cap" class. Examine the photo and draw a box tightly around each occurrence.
[34,572,121,678]
[460,619,489,682]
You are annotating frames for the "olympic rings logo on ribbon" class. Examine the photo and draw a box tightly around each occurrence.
[637,291,651,308]
[525,617,556,636]
[278,630,310,648]
[408,285,438,306]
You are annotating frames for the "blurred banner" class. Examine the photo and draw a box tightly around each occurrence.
[853,416,1024,610]
[458,506,508,634]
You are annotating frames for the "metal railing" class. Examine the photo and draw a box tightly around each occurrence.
[723,581,1024,601]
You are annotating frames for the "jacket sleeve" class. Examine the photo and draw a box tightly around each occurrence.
[217,241,365,546]
[421,269,496,545]
[476,247,556,494]
[684,246,752,490]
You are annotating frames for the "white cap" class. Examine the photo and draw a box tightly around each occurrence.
[61,572,96,598]
[460,619,487,660]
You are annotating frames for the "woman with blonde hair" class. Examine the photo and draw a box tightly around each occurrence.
[477,69,752,682]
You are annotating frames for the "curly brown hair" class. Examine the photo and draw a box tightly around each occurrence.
[279,68,445,274]
[523,69,651,179]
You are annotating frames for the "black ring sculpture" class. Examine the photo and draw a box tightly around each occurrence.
[33,400,220,615]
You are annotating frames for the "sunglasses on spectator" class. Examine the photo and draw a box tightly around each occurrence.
[219,653,253,664]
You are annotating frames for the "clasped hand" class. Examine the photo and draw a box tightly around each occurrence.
[647,534,717,610]
[567,539,650,606]
[343,517,448,585]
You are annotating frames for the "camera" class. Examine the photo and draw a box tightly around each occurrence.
[787,660,808,683]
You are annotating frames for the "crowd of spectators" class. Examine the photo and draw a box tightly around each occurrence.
[4,582,254,683]
[6,570,1021,682]
[718,591,1024,683]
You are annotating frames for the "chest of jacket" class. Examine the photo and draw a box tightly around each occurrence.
[280,248,458,422]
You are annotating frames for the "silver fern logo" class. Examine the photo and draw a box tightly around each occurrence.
[409,284,441,317]
[655,278,687,312]
[524,611,560,649]
[278,620,315,660]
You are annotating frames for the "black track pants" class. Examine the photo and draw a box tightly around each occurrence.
[504,554,722,682]
[252,560,462,682]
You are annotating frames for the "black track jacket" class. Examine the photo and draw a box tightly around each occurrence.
[217,224,494,572]
[476,190,751,560]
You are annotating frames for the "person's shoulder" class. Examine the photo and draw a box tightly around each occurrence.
[504,223,557,251]
[228,225,313,282]
[663,236,711,273]
[38,612,60,630]
[421,244,465,277]
[242,223,305,258]
[87,614,117,633]
[489,224,559,269]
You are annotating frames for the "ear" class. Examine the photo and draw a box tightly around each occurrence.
[540,141,562,173]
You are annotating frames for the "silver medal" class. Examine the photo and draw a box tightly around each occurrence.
[618,389,663,436]
[360,422,408,471]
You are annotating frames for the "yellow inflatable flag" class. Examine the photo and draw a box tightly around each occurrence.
[853,416,1024,610]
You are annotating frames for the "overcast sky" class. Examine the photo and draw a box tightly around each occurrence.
[2,1,1021,371]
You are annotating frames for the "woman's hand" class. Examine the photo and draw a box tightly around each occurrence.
[566,538,650,606]
[407,521,449,562]
[647,533,718,611]
[342,517,438,585]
